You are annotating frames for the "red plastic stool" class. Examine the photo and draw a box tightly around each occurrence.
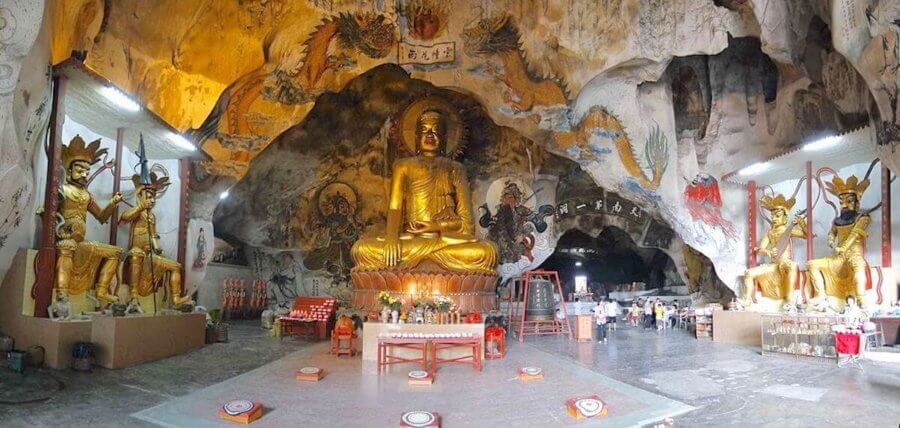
[484,326,506,359]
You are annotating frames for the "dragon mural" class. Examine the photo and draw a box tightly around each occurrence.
[554,106,669,191]
[461,14,568,112]
[194,12,396,170]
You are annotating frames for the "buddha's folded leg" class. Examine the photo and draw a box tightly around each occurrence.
[351,237,387,270]
[429,241,499,274]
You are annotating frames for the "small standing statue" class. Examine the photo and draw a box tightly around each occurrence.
[121,141,193,309]
[740,194,807,309]
[55,135,123,306]
[808,174,872,309]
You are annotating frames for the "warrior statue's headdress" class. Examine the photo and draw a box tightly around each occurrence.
[825,175,869,199]
[61,135,107,168]
[759,194,795,213]
[131,172,170,194]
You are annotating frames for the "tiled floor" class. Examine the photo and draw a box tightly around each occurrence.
[2,322,899,427]
[132,338,693,427]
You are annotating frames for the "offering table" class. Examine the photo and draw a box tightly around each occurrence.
[362,322,484,363]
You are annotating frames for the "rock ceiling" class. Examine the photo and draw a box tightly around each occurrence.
[42,0,900,288]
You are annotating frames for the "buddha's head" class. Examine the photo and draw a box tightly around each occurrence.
[416,109,446,156]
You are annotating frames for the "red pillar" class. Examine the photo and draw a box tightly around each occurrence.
[747,180,757,268]
[176,158,190,273]
[108,128,124,245]
[32,75,67,317]
[883,164,892,268]
[806,161,813,261]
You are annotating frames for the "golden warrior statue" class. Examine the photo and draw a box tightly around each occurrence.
[121,173,193,307]
[740,194,807,308]
[56,135,123,304]
[351,107,498,274]
[808,175,871,308]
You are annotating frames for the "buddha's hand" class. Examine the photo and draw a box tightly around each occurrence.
[384,237,401,267]
[408,220,440,234]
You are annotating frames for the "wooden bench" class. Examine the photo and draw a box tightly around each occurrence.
[377,337,429,373]
[430,336,482,374]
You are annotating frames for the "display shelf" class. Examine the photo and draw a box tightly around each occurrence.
[760,314,849,360]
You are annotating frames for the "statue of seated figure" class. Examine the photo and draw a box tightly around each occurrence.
[740,194,807,310]
[350,108,498,275]
[55,136,124,306]
[121,173,193,309]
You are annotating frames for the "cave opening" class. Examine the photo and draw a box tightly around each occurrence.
[537,227,686,300]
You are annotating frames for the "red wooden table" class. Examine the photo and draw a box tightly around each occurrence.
[430,336,482,375]
[280,317,319,340]
[377,337,429,373]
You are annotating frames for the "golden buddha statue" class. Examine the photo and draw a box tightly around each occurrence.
[121,173,193,307]
[740,194,807,308]
[350,108,498,275]
[55,135,123,304]
[808,175,872,308]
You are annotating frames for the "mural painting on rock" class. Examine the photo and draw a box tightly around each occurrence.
[683,173,737,239]
[36,0,900,305]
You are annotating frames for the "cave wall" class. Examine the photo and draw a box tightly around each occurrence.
[1,1,898,298]
[0,0,50,283]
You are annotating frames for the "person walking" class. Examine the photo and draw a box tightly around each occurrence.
[655,302,665,331]
[593,300,607,343]
[644,298,654,329]
[629,300,641,326]
[606,298,619,331]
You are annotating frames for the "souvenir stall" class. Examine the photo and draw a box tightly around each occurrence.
[0,58,204,369]
[718,125,898,358]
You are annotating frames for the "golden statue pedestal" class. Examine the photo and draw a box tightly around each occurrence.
[351,266,498,313]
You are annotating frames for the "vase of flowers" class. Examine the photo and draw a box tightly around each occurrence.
[378,291,393,323]
[390,299,402,323]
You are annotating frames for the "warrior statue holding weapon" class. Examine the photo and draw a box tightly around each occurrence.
[121,136,193,310]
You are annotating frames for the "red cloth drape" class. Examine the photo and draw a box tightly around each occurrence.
[835,333,861,355]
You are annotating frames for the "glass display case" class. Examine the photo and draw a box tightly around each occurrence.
[761,314,848,360]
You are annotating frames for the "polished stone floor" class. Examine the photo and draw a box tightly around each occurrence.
[1,322,899,427]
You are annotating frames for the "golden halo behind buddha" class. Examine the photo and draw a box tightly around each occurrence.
[399,96,465,158]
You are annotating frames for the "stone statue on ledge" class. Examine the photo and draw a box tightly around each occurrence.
[121,172,193,309]
[350,98,499,311]
[55,135,123,306]
[808,174,872,310]
[740,193,807,310]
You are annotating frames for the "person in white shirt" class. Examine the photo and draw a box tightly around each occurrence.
[605,299,619,331]
[593,301,607,343]
[643,299,654,329]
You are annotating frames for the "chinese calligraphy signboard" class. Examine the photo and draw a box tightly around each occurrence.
[399,41,455,65]
[555,190,645,225]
